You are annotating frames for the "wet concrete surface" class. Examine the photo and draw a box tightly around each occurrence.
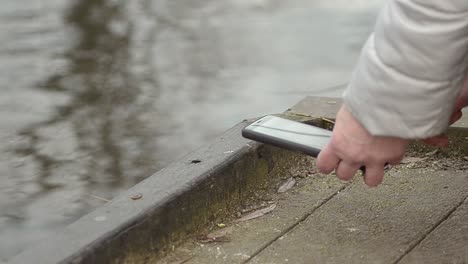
[0,0,383,260]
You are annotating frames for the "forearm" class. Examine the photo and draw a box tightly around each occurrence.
[344,0,468,139]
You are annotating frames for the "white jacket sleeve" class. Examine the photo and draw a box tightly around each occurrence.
[344,0,468,139]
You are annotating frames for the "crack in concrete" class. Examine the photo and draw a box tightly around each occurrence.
[244,184,349,263]
[393,194,468,264]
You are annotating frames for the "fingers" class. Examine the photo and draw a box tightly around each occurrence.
[363,163,385,187]
[336,161,361,181]
[317,143,340,174]
[317,105,409,188]
[422,135,449,147]
[318,142,395,186]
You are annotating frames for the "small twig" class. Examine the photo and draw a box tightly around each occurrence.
[321,117,335,125]
[86,194,110,203]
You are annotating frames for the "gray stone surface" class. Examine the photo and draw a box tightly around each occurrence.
[161,161,346,264]
[289,96,342,119]
[251,169,468,264]
[160,97,468,264]
[399,198,468,264]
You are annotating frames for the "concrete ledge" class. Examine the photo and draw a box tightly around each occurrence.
[11,122,257,263]
[11,97,341,264]
[289,96,468,129]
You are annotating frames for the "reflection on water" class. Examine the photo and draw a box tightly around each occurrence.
[0,0,383,260]
[0,0,158,260]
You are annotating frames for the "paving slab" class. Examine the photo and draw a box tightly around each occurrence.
[399,197,468,264]
[251,167,468,264]
[288,96,342,119]
[160,157,347,264]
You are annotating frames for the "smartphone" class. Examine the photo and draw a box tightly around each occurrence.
[241,115,332,157]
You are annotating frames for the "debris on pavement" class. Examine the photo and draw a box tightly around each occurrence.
[196,226,233,244]
[196,234,231,244]
[130,193,143,200]
[277,177,296,193]
[401,157,428,164]
[235,204,276,222]
[425,149,439,157]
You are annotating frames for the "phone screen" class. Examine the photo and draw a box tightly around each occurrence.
[245,116,332,151]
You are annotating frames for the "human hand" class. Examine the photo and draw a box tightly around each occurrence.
[316,105,409,187]
[423,76,468,147]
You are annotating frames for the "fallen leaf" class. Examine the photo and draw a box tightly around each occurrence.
[277,178,296,193]
[196,234,231,243]
[240,204,265,214]
[235,204,277,222]
[196,226,233,244]
[217,223,226,228]
[401,157,428,164]
[209,226,233,237]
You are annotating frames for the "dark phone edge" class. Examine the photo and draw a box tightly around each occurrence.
[241,127,321,158]
[242,128,370,173]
